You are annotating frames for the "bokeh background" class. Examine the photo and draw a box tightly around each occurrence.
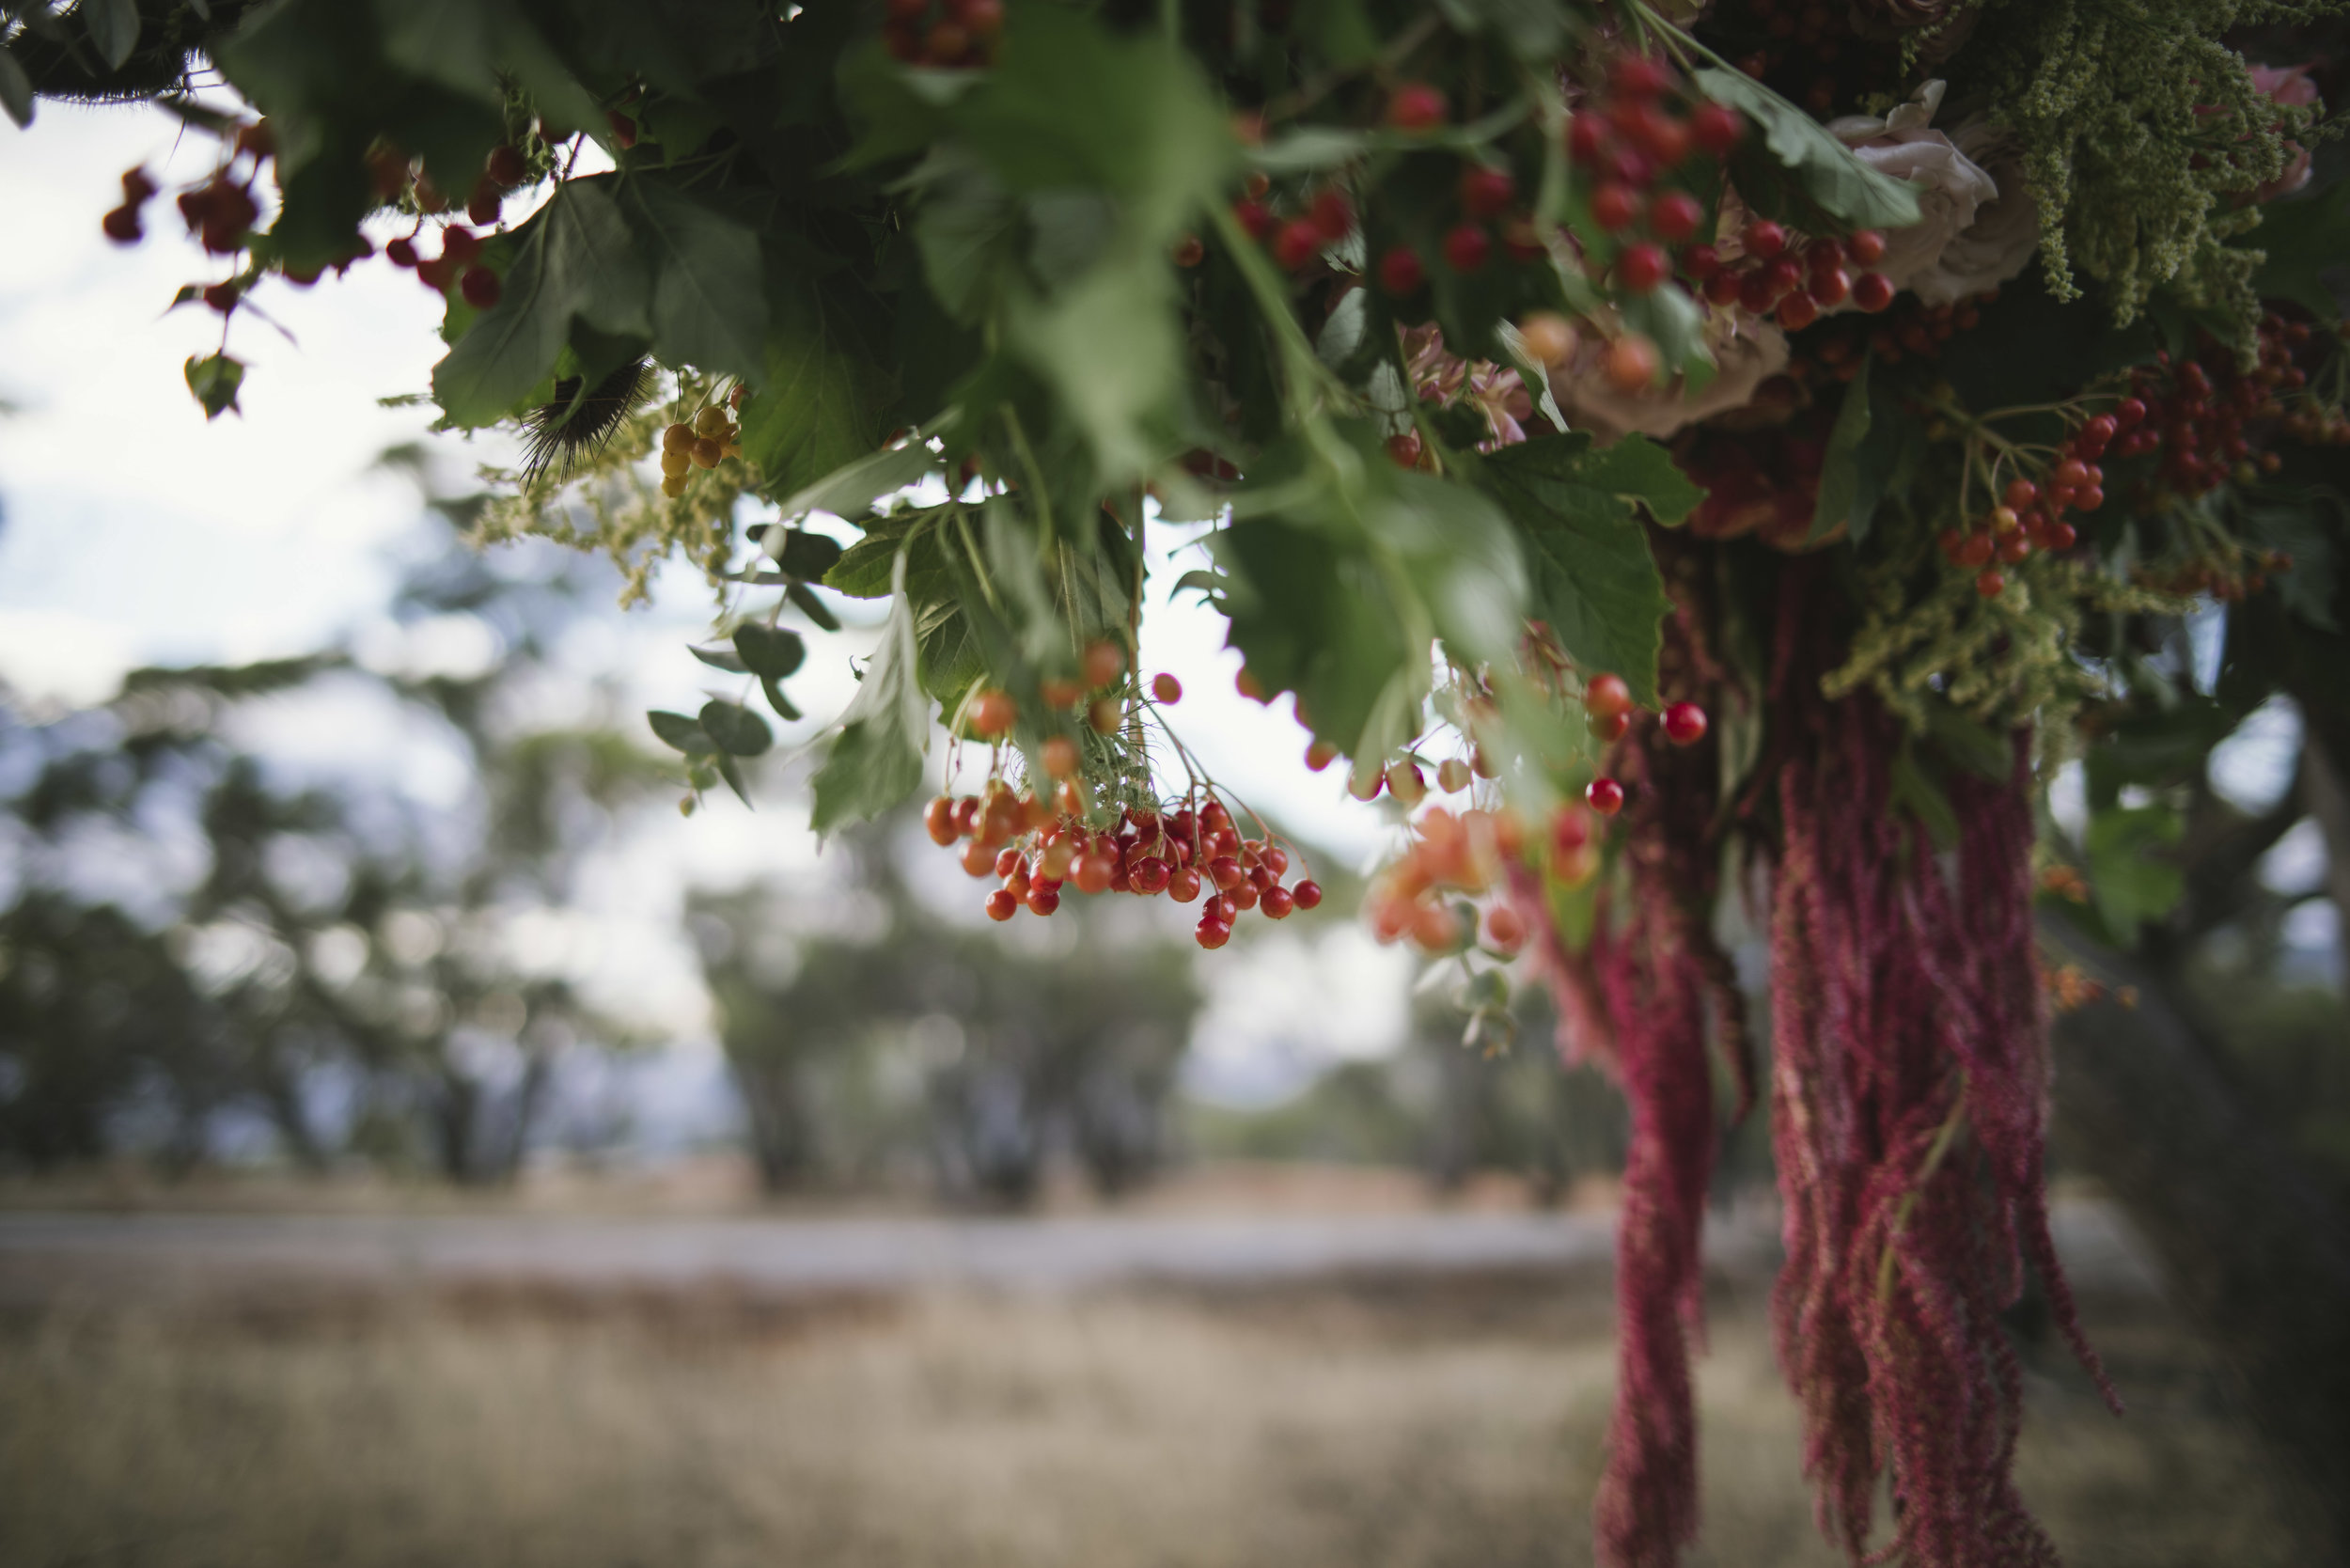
[4,97,2346,1568]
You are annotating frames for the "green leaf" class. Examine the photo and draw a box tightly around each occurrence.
[624,180,769,383]
[713,753,754,808]
[544,177,651,337]
[648,710,718,755]
[1007,256,1183,482]
[788,582,842,632]
[1475,433,1676,707]
[760,676,803,722]
[0,47,32,129]
[691,644,751,675]
[739,272,890,499]
[698,698,774,758]
[774,441,939,525]
[2245,180,2350,321]
[1810,353,1873,543]
[184,353,246,420]
[733,623,807,680]
[1920,698,2013,779]
[810,551,932,834]
[761,526,846,582]
[1618,284,1716,391]
[1571,432,1707,525]
[2085,805,2186,934]
[1693,68,1920,231]
[84,0,140,70]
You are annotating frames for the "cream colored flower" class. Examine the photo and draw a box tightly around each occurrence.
[1910,117,2039,304]
[1825,83,1998,298]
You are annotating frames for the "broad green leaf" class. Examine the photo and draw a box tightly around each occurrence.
[1431,0,1567,59]
[85,0,139,69]
[1475,433,1675,707]
[740,273,891,499]
[184,353,245,420]
[2244,180,2350,321]
[774,441,939,525]
[625,180,769,383]
[1371,470,1529,665]
[433,212,571,426]
[733,623,807,680]
[827,510,959,599]
[2085,805,2186,934]
[1694,68,1920,231]
[648,709,717,755]
[1008,257,1181,482]
[1810,353,1873,542]
[910,153,1023,322]
[810,552,932,834]
[1572,432,1707,525]
[1213,518,1419,752]
[699,699,774,757]
[545,177,651,337]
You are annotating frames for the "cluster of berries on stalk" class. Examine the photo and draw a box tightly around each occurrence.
[661,394,745,498]
[925,785,1323,949]
[882,0,1004,67]
[1938,433,2111,599]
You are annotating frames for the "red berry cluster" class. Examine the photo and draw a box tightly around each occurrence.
[2112,317,2311,501]
[1366,804,1530,950]
[1796,290,1990,384]
[386,223,503,306]
[1687,221,1892,330]
[1680,420,1832,549]
[925,788,1323,949]
[1568,57,1745,296]
[1235,179,1359,273]
[882,0,1004,67]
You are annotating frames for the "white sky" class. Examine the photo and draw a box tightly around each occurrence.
[0,100,1417,1107]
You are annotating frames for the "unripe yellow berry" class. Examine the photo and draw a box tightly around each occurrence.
[692,436,722,469]
[662,472,689,498]
[661,448,691,477]
[695,406,728,438]
[663,422,694,452]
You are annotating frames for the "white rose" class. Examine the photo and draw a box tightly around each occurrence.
[1825,82,2016,305]
[1912,118,2040,304]
[1547,308,1790,442]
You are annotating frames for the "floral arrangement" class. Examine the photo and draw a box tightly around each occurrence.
[19,0,2350,1559]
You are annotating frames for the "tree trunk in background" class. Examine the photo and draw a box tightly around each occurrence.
[2042,915,2350,1565]
[2299,737,2350,989]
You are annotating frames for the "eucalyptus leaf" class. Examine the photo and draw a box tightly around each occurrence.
[788,582,842,632]
[648,709,718,755]
[734,622,808,680]
[84,0,139,70]
[690,644,751,675]
[698,699,774,757]
[0,47,32,129]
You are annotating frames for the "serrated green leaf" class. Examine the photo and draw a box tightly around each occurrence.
[545,177,651,337]
[184,353,245,420]
[740,273,890,498]
[625,180,769,383]
[1572,432,1707,525]
[1475,433,1674,707]
[648,709,718,755]
[699,699,774,757]
[810,551,932,834]
[788,582,842,632]
[1693,68,1920,231]
[733,623,807,680]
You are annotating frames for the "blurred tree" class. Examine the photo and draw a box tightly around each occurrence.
[0,485,662,1183]
[693,823,1199,1204]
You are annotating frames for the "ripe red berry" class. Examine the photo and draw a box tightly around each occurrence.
[1291,880,1324,910]
[121,166,157,204]
[1586,777,1625,815]
[1743,220,1787,259]
[2047,521,2079,551]
[1976,569,2006,599]
[201,281,240,314]
[1553,805,1590,853]
[970,687,1017,737]
[1386,83,1448,132]
[1584,672,1633,719]
[1637,116,1690,168]
[925,796,958,845]
[1663,701,1708,745]
[1567,116,1610,166]
[1777,292,1819,331]
[1152,673,1183,704]
[488,146,527,189]
[605,110,639,149]
[1482,905,1526,955]
[1443,224,1490,273]
[2003,478,2039,510]
[1274,218,1323,271]
[1261,885,1295,919]
[1196,917,1232,950]
[2075,486,2105,512]
[1377,245,1426,296]
[1386,430,1423,469]
[1852,271,1895,312]
[1026,885,1061,917]
[1616,243,1668,293]
[1590,182,1639,231]
[1681,243,1721,281]
[2114,397,2147,429]
[467,179,502,227]
[1955,532,1995,568]
[1689,102,1743,156]
[1846,229,1888,265]
[386,237,418,268]
[102,207,142,243]
[460,264,502,308]
[1998,531,2032,565]
[1610,55,1670,99]
[1810,266,1850,306]
[1169,865,1203,902]
[1460,165,1516,219]
[1208,855,1246,892]
[1133,856,1172,894]
[1648,190,1703,243]
[1308,187,1354,241]
[1306,740,1339,771]
[985,889,1019,921]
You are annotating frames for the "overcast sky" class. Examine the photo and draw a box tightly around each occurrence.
[0,99,1421,1109]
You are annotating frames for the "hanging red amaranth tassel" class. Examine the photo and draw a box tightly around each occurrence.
[1515,546,1752,1568]
[1765,560,2119,1568]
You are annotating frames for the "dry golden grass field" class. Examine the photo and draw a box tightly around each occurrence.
[0,1265,2314,1568]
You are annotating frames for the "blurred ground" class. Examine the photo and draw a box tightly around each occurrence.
[0,1164,2308,1568]
[0,1274,2301,1568]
